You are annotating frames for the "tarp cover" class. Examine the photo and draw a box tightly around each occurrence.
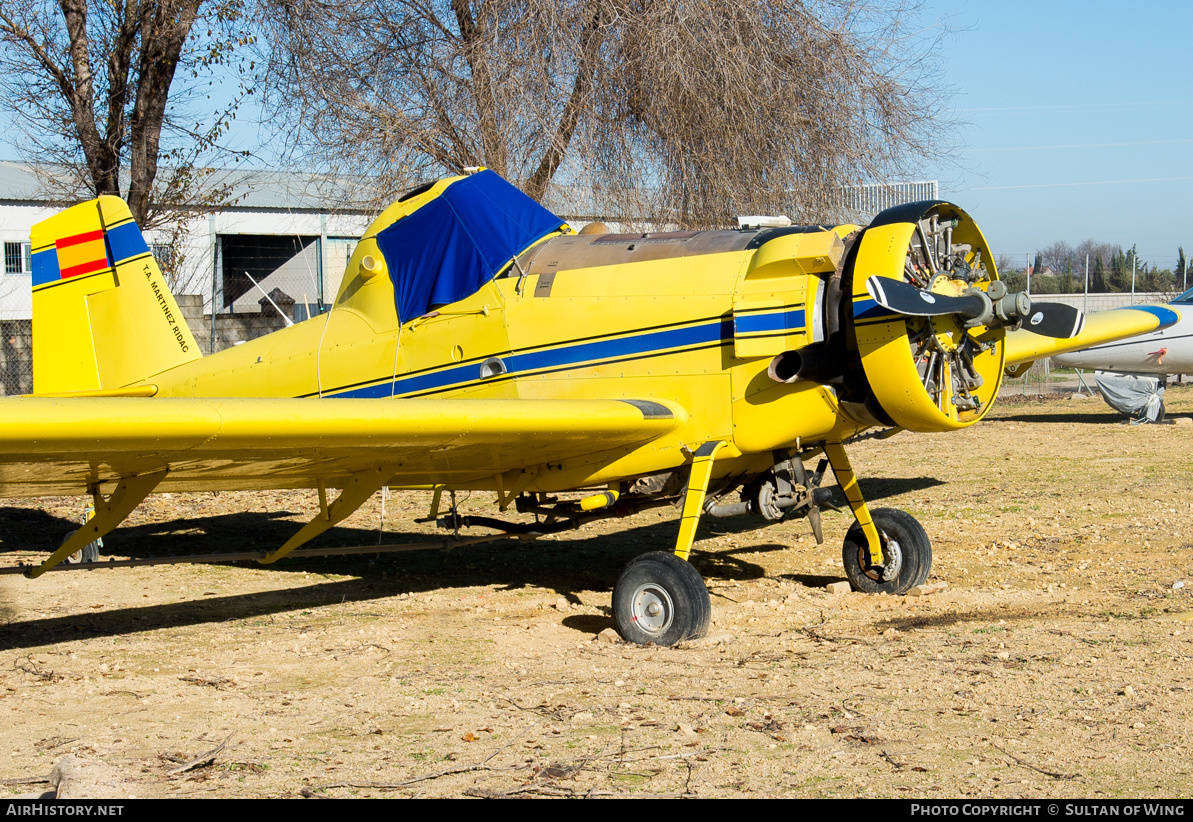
[1094,370,1167,422]
[376,170,565,322]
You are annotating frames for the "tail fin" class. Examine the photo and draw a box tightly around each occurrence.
[31,196,200,394]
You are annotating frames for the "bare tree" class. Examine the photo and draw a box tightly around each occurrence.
[262,0,951,227]
[0,0,255,227]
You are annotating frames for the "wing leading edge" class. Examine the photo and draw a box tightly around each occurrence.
[1003,305,1181,366]
[0,396,685,497]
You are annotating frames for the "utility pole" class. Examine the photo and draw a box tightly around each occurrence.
[1131,252,1136,302]
[209,213,218,355]
[1084,253,1089,315]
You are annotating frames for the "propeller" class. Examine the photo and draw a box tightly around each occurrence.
[866,276,1084,338]
[1019,302,1084,338]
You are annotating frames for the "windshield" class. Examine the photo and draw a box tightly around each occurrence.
[1173,286,1193,304]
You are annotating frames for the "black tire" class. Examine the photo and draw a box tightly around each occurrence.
[62,529,99,564]
[613,552,711,645]
[842,508,931,594]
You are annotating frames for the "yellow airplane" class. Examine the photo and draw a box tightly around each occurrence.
[0,170,1178,645]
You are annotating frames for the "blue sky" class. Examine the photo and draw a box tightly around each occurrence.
[926,0,1193,268]
[3,2,1190,269]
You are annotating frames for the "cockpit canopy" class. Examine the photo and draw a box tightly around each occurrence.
[375,170,565,323]
[1173,286,1193,304]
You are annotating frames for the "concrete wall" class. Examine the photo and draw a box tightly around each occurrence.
[0,294,289,396]
[176,294,291,354]
[1029,292,1170,312]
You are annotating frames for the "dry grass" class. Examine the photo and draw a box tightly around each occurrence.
[1,386,1192,797]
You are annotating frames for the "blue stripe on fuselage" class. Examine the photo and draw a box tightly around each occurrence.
[329,317,734,398]
[734,307,806,335]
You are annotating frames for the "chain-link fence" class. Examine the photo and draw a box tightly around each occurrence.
[998,358,1090,397]
[0,320,32,396]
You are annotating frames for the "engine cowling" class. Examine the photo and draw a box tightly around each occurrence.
[848,201,1006,432]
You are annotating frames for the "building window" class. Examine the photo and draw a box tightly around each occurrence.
[3,242,30,275]
[149,242,176,270]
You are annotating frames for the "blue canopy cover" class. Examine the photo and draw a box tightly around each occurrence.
[375,170,565,322]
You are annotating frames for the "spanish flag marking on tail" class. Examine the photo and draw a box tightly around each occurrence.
[31,216,149,289]
[56,229,110,278]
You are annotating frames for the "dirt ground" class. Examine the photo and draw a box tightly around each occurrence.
[1,386,1192,799]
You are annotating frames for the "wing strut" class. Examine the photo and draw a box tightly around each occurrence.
[259,468,394,564]
[26,469,168,578]
[674,441,729,561]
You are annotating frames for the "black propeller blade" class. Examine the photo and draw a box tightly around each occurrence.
[866,277,985,319]
[1021,302,1084,338]
[865,277,1085,339]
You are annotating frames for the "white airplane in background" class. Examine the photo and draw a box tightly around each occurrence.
[1052,288,1193,421]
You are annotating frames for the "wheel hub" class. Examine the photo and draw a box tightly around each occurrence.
[859,532,904,583]
[881,537,903,582]
[630,583,674,635]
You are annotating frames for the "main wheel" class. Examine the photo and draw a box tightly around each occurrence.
[61,529,101,564]
[842,508,931,594]
[613,552,711,646]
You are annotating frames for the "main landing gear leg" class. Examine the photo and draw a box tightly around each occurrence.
[612,441,724,646]
[823,442,932,594]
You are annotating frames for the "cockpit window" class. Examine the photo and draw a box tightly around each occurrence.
[375,170,565,322]
[1173,286,1193,304]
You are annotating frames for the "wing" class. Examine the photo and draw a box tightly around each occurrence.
[1003,305,1181,367]
[0,396,684,497]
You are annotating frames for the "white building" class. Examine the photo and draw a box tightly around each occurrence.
[0,161,375,323]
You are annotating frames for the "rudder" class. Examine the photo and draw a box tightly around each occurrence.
[31,196,200,394]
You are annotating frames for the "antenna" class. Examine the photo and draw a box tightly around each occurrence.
[243,270,295,327]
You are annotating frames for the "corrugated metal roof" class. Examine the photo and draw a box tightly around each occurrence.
[0,162,44,202]
[0,161,378,213]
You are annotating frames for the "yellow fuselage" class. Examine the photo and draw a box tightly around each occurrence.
[149,230,868,492]
[141,180,1006,495]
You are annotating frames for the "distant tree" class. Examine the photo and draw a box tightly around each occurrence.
[1075,238,1108,292]
[1028,240,1186,294]
[1177,246,1187,291]
[1037,241,1075,279]
[261,0,953,227]
[1139,265,1174,293]
[1001,269,1026,292]
[1091,255,1107,292]
[0,0,255,227]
